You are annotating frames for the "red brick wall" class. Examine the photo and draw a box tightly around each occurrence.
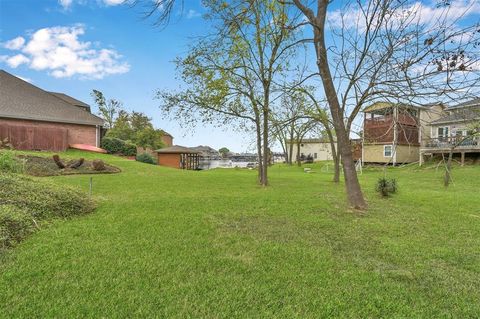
[161,135,173,147]
[157,153,180,169]
[0,118,97,151]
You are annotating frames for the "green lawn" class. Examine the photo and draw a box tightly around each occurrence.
[1,150,479,318]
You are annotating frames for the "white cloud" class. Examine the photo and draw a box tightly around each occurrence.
[59,0,73,9]
[3,54,30,68]
[57,0,124,9]
[186,9,201,19]
[1,25,130,79]
[328,0,480,30]
[3,37,26,50]
[103,0,125,5]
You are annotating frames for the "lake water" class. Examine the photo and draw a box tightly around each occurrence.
[199,159,256,170]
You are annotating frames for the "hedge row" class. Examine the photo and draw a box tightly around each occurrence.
[101,137,136,156]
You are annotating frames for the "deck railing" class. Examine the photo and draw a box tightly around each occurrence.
[423,136,480,149]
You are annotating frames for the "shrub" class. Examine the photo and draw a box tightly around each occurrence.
[122,142,137,156]
[136,152,156,165]
[101,137,125,154]
[0,150,23,173]
[376,177,397,197]
[92,159,106,171]
[101,137,137,156]
[0,173,95,250]
[0,205,35,249]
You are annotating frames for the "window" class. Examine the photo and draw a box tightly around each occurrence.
[314,153,318,159]
[384,145,393,157]
[437,127,449,138]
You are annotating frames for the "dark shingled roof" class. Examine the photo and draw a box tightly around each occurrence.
[155,145,199,154]
[430,99,480,125]
[448,97,480,109]
[0,70,104,126]
[48,92,91,112]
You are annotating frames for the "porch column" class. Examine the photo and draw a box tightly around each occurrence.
[461,152,465,166]
[419,151,423,166]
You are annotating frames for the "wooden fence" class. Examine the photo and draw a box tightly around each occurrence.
[0,123,68,151]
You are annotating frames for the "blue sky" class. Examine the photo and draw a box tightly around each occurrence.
[0,0,257,151]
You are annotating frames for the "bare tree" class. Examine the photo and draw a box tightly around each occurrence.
[289,0,479,209]
[158,0,303,186]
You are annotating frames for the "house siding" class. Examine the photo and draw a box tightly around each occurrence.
[0,118,97,151]
[363,144,419,163]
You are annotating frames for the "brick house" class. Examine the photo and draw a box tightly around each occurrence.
[0,70,104,151]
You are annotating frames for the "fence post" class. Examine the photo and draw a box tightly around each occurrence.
[89,177,93,197]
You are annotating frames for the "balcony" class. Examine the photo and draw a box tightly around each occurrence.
[422,136,480,151]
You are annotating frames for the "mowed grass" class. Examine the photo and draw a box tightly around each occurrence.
[1,150,479,318]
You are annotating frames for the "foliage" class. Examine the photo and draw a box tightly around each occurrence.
[107,111,165,149]
[0,150,23,174]
[218,147,230,157]
[1,153,479,317]
[101,137,137,156]
[91,89,123,129]
[136,152,156,165]
[375,177,398,197]
[0,173,95,250]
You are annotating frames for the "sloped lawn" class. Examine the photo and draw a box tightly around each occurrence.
[1,150,479,317]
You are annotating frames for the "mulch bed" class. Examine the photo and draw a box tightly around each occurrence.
[18,155,121,177]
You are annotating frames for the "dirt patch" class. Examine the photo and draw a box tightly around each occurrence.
[18,155,121,177]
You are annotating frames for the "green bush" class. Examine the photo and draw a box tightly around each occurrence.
[122,142,137,156]
[101,137,137,156]
[136,152,156,165]
[376,177,397,197]
[0,150,23,173]
[0,205,35,249]
[0,173,95,250]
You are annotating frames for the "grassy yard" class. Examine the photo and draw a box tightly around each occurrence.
[1,150,479,318]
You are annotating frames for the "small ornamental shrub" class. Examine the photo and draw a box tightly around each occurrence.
[101,137,137,156]
[122,142,137,156]
[0,150,23,173]
[92,159,106,171]
[376,177,397,197]
[101,137,125,154]
[136,152,156,165]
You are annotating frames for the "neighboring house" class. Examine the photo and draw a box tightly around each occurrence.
[286,138,334,162]
[420,98,480,165]
[0,70,104,151]
[362,102,443,164]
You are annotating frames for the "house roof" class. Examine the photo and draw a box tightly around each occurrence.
[48,92,91,112]
[429,106,480,125]
[363,101,426,113]
[286,138,332,144]
[155,145,199,154]
[0,70,104,126]
[448,97,480,109]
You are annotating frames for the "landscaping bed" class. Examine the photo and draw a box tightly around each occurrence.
[18,155,121,177]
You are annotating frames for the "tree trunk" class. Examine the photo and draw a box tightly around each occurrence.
[255,117,264,185]
[325,125,339,183]
[288,126,295,165]
[444,150,453,187]
[261,109,269,186]
[296,139,302,166]
[313,14,367,209]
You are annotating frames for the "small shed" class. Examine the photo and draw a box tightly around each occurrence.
[155,145,200,170]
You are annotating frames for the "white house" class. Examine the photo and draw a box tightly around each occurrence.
[286,138,334,162]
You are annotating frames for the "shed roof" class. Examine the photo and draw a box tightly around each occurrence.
[0,70,103,126]
[155,145,199,154]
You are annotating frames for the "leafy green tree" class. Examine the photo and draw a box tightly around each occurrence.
[218,147,230,158]
[91,90,123,129]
